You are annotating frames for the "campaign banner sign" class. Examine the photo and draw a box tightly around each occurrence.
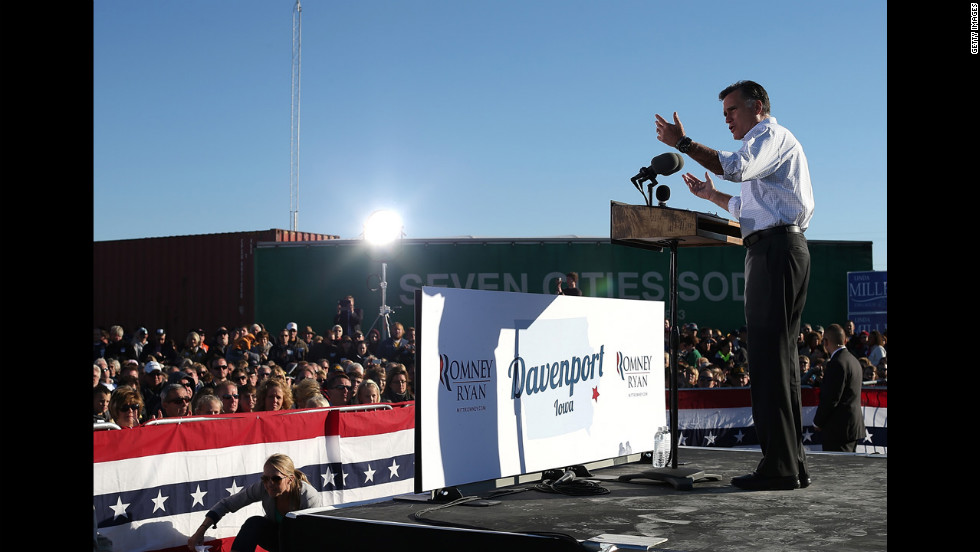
[417,286,665,492]
[847,271,887,314]
[849,312,887,334]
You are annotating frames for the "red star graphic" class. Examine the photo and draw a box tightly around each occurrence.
[592,386,600,401]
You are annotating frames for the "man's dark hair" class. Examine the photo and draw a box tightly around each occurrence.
[719,80,770,115]
[824,324,846,348]
[323,372,351,390]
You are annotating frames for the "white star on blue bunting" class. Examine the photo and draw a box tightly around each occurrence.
[323,467,338,488]
[191,485,208,508]
[151,490,168,513]
[226,479,243,496]
[110,496,130,520]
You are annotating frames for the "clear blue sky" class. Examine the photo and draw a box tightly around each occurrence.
[93,0,887,270]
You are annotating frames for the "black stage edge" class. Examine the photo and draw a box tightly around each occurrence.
[281,447,886,552]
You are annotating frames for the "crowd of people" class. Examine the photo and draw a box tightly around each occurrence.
[93,295,417,427]
[93,291,887,427]
[670,319,888,390]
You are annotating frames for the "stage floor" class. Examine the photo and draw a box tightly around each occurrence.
[287,447,887,551]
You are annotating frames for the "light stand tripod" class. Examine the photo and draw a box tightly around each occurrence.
[367,261,393,341]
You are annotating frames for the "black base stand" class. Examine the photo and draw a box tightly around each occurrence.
[619,467,722,491]
[393,486,464,504]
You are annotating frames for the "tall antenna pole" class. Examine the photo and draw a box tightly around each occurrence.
[290,0,302,231]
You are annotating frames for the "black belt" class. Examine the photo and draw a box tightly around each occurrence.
[742,224,802,248]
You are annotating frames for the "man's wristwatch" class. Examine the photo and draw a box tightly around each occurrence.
[676,136,693,154]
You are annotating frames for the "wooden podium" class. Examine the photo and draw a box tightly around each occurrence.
[610,201,742,250]
[610,201,741,490]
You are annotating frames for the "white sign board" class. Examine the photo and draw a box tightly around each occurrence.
[416,286,665,491]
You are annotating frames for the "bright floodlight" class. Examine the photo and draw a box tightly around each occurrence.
[363,210,403,245]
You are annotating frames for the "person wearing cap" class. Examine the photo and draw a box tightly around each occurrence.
[300,325,317,346]
[727,365,751,387]
[130,327,149,360]
[141,360,168,416]
[206,327,231,365]
[140,329,178,365]
[281,322,309,362]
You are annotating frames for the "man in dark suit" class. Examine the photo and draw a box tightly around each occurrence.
[813,324,866,452]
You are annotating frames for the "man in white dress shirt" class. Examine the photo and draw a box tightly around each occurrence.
[655,80,814,491]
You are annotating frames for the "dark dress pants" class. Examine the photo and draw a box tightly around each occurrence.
[744,231,810,478]
[233,515,280,552]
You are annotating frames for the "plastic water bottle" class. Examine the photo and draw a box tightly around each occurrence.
[653,426,669,468]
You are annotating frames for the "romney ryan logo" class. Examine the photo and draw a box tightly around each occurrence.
[616,351,655,390]
[439,354,494,401]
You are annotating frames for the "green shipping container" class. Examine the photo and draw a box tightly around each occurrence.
[254,238,872,339]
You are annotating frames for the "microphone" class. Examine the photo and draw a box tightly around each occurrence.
[631,153,684,184]
[649,152,684,176]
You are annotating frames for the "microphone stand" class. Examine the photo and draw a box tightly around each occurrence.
[631,171,658,207]
[616,181,723,491]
